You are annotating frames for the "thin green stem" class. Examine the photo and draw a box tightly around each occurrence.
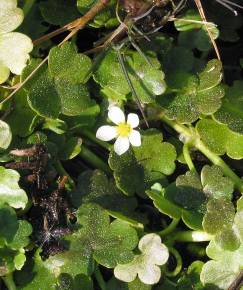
[195,139,243,192]
[161,115,243,193]
[2,274,16,290]
[80,146,111,175]
[183,143,196,172]
[159,218,180,237]
[169,230,213,243]
[54,160,75,189]
[165,247,182,277]
[94,266,107,290]
[81,129,111,151]
[22,0,36,16]
[164,278,177,287]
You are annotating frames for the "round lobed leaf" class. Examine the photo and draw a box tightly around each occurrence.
[214,80,243,135]
[201,165,234,200]
[49,43,92,84]
[158,59,224,123]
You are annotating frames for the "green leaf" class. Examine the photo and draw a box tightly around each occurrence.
[147,184,182,220]
[133,129,177,175]
[169,171,205,211]
[24,61,97,118]
[94,50,166,103]
[0,204,18,244]
[108,130,174,196]
[6,220,32,250]
[49,43,92,84]
[18,250,59,289]
[214,81,243,135]
[108,149,146,196]
[57,274,93,290]
[71,170,138,219]
[39,0,80,26]
[202,198,235,235]
[0,248,18,276]
[196,119,243,159]
[147,169,210,230]
[0,120,11,149]
[47,204,138,277]
[177,261,205,290]
[158,59,224,123]
[114,233,169,285]
[213,209,243,251]
[175,10,219,39]
[55,79,96,116]
[0,166,28,209]
[201,240,243,289]
[201,165,234,200]
[163,46,195,73]
[109,148,167,197]
[59,137,82,160]
[6,90,40,137]
[28,72,61,119]
[42,118,67,134]
[0,207,31,275]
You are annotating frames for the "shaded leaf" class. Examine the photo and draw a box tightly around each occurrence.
[47,204,138,277]
[39,0,80,26]
[49,43,92,84]
[201,165,234,200]
[202,198,235,235]
[214,81,243,135]
[158,60,224,123]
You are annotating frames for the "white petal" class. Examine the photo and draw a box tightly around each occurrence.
[108,106,125,125]
[96,126,117,141]
[127,113,139,128]
[129,130,141,147]
[114,137,130,155]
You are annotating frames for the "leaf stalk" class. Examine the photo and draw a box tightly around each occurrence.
[168,230,213,242]
[159,218,180,237]
[80,146,111,175]
[94,265,107,290]
[161,115,243,193]
[2,274,16,290]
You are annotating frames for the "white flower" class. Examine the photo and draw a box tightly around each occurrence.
[96,106,141,155]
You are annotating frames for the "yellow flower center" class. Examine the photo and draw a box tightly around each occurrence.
[117,123,132,137]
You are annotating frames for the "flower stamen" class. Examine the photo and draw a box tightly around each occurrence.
[117,123,132,137]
